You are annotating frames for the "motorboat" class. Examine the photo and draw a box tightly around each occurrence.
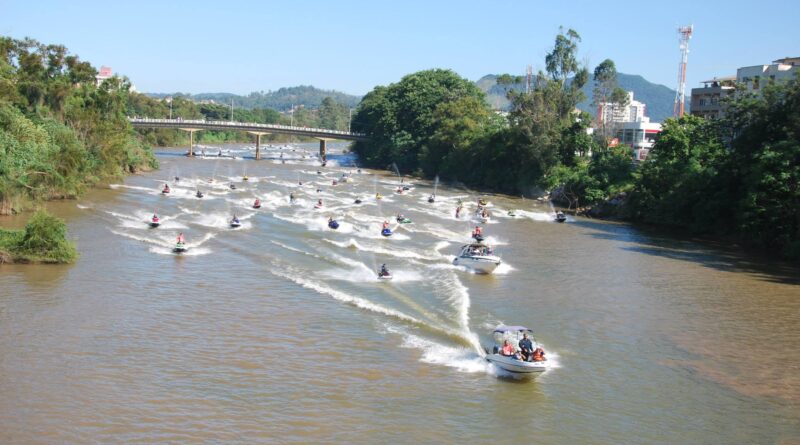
[485,326,548,376]
[253,199,261,209]
[173,242,187,254]
[149,216,160,228]
[452,243,500,274]
[328,219,339,230]
[381,228,392,237]
[555,211,567,223]
[396,215,412,224]
[230,217,241,228]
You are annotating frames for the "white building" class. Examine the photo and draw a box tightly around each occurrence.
[615,118,662,161]
[737,57,800,92]
[95,66,113,86]
[598,92,647,126]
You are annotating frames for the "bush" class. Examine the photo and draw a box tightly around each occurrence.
[15,209,78,263]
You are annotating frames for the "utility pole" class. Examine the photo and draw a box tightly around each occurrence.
[230,98,233,121]
[290,104,294,127]
[169,99,173,119]
[348,108,353,133]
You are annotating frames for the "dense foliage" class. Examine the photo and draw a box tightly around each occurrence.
[0,36,156,213]
[626,78,800,258]
[0,209,77,263]
[147,85,361,111]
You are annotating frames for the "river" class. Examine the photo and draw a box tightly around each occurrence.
[1,143,798,444]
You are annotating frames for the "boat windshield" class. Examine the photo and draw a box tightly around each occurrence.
[461,244,493,257]
[492,326,535,346]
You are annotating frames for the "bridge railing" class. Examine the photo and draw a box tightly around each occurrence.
[127,117,367,138]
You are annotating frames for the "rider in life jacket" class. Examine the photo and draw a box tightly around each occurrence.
[531,347,546,362]
[162,184,170,193]
[382,220,390,230]
[380,264,389,276]
[177,232,185,244]
[317,199,323,207]
[472,226,483,238]
[254,198,261,207]
[152,214,159,223]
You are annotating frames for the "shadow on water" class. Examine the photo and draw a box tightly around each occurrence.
[571,219,800,286]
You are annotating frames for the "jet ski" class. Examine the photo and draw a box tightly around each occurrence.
[230,217,241,228]
[253,199,261,209]
[173,242,187,253]
[354,198,363,204]
[195,190,204,198]
[243,175,249,181]
[316,170,322,175]
[472,233,485,242]
[428,195,435,203]
[174,176,180,182]
[314,200,323,209]
[161,185,170,194]
[332,180,338,186]
[381,228,393,237]
[402,186,410,191]
[149,216,160,228]
[396,215,412,224]
[328,219,340,230]
[508,210,517,217]
[229,183,236,190]
[378,270,393,280]
[375,193,383,200]
[555,211,567,223]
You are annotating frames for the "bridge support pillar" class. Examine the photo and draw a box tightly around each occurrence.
[180,128,200,157]
[319,139,327,166]
[247,131,270,160]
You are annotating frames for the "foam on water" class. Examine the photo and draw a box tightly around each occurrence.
[515,209,557,222]
[324,238,442,261]
[387,325,489,373]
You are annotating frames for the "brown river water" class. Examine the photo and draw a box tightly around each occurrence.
[1,143,799,444]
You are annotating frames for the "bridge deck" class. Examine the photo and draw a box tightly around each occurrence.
[128,117,369,142]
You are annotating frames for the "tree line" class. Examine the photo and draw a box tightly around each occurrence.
[350,29,799,260]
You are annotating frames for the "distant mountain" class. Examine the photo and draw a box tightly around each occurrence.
[146,86,362,111]
[476,73,678,123]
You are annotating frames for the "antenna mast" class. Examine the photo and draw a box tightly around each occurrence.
[525,65,533,94]
[673,24,693,118]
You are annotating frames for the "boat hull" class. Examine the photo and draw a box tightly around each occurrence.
[486,354,547,375]
[453,256,500,274]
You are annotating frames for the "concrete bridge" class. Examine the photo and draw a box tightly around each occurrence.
[128,117,368,163]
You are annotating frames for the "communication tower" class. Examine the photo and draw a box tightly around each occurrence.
[526,65,533,94]
[673,24,693,118]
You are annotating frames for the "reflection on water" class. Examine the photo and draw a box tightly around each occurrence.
[1,143,798,444]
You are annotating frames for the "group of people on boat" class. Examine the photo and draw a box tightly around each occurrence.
[500,333,545,362]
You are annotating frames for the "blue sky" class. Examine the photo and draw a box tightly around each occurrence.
[2,0,798,96]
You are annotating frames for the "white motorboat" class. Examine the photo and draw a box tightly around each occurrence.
[485,326,548,376]
[452,243,500,274]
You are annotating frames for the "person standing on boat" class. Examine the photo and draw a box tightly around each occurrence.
[519,333,534,361]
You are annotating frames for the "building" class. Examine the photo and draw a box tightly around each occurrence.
[596,91,661,160]
[598,91,647,126]
[615,119,662,161]
[691,57,799,119]
[690,76,735,119]
[737,57,800,92]
[95,66,113,86]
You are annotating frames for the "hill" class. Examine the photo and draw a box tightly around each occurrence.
[147,85,362,111]
[476,73,678,123]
